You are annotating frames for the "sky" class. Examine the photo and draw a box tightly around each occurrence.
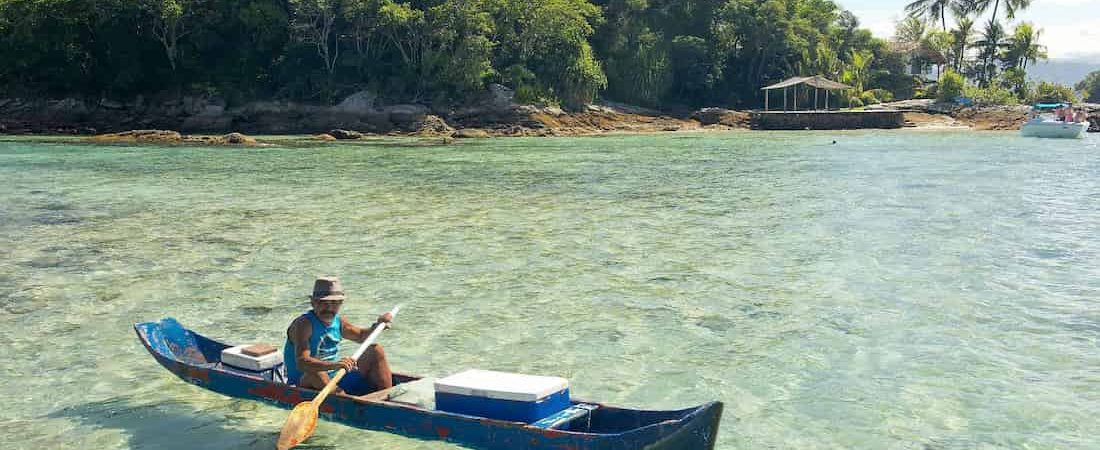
[836,0,1100,60]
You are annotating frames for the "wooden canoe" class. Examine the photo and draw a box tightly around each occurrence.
[135,318,723,450]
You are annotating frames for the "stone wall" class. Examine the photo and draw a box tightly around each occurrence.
[750,111,906,130]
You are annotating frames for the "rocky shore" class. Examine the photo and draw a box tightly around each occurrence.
[0,87,1094,140]
[879,99,1100,132]
[0,85,746,140]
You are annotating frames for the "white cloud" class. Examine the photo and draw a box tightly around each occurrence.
[1030,20,1100,59]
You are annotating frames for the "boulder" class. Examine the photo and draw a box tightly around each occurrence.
[222,132,257,145]
[453,128,490,138]
[691,108,731,125]
[387,104,428,125]
[329,129,363,140]
[336,91,377,114]
[691,107,750,127]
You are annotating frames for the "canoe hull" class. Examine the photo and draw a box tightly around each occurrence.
[135,318,722,450]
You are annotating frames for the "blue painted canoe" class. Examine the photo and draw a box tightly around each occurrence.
[135,318,723,450]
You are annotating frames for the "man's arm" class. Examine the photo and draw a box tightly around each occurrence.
[340,312,393,343]
[290,318,344,373]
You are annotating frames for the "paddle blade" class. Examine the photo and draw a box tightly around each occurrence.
[276,401,319,450]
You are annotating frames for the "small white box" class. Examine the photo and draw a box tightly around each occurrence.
[221,345,283,371]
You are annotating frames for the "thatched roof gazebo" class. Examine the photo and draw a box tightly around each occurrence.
[761,76,852,111]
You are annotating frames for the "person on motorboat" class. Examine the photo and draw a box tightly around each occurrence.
[283,276,394,394]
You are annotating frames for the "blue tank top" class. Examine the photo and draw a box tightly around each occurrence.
[283,311,341,384]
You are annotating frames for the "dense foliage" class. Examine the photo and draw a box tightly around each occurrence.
[1077,70,1100,103]
[1028,81,1078,104]
[900,0,1079,106]
[0,0,1063,109]
[937,69,965,102]
[0,0,914,109]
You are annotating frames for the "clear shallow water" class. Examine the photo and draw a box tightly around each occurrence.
[1,131,1098,450]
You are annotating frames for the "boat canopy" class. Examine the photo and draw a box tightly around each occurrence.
[1033,103,1071,110]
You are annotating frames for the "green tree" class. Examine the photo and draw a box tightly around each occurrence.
[970,0,1032,23]
[1029,81,1078,104]
[141,0,204,72]
[894,15,927,45]
[842,50,873,94]
[423,0,495,97]
[1000,67,1028,99]
[947,17,974,73]
[937,68,965,102]
[288,0,341,76]
[1002,22,1045,71]
[972,19,1006,87]
[905,0,969,31]
[1076,70,1100,103]
[489,0,607,107]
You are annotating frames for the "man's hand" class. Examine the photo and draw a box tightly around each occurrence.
[376,312,393,324]
[334,357,356,373]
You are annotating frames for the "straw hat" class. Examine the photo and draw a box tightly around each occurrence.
[310,277,346,301]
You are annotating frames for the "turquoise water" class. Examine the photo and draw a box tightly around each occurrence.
[1,131,1098,449]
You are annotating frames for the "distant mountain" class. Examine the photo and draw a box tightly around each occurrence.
[1028,57,1100,86]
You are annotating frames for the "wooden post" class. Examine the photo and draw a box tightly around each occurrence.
[783,87,788,112]
[815,88,819,111]
[794,85,798,111]
[825,90,829,110]
[765,89,769,111]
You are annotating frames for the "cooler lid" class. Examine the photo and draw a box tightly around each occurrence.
[434,369,568,402]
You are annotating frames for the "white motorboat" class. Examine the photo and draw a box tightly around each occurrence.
[1020,103,1088,139]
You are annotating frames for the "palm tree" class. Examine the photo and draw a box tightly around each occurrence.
[907,0,977,31]
[972,19,1007,86]
[970,0,1033,23]
[905,0,952,31]
[842,50,874,94]
[1004,22,1046,71]
[949,17,975,73]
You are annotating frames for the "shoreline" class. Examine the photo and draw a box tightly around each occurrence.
[1,96,1095,144]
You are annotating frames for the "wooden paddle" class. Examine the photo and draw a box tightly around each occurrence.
[276,305,401,450]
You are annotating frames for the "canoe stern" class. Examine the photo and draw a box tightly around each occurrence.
[642,401,723,450]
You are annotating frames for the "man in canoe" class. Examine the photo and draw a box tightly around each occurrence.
[283,277,394,395]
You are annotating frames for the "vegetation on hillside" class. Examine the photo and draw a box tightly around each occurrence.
[0,0,1075,109]
[1077,70,1100,103]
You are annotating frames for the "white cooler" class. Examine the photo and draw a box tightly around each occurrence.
[434,369,571,422]
[221,345,283,371]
